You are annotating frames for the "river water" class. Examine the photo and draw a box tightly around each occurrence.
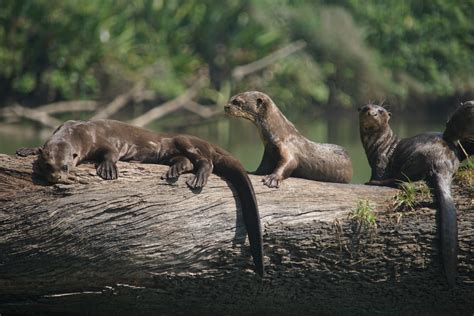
[0,110,447,184]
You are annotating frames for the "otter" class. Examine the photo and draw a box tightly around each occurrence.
[224,91,353,188]
[358,101,474,287]
[16,119,264,276]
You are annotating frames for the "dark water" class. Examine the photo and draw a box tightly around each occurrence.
[0,111,447,184]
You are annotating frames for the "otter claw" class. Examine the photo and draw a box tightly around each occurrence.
[161,165,180,180]
[186,171,209,189]
[161,170,178,183]
[97,161,118,180]
[186,175,202,189]
[161,159,194,181]
[262,174,282,188]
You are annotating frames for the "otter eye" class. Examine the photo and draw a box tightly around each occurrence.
[256,98,263,107]
[378,109,384,113]
[62,165,68,172]
[232,99,240,106]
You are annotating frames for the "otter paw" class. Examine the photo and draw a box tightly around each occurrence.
[186,175,201,189]
[16,147,40,157]
[186,173,209,190]
[97,161,118,180]
[161,165,181,181]
[262,174,282,188]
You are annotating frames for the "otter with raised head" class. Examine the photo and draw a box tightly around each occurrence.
[16,119,264,276]
[358,101,474,287]
[224,91,353,188]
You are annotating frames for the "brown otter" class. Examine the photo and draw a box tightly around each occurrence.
[16,119,264,276]
[358,101,474,288]
[224,91,353,188]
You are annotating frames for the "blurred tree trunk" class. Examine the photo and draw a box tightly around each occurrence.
[0,154,473,315]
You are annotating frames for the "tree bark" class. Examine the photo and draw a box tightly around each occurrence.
[0,154,472,315]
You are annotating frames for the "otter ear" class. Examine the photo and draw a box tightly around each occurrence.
[38,147,43,154]
[73,153,78,159]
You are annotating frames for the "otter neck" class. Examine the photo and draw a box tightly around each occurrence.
[360,124,399,169]
[255,103,300,145]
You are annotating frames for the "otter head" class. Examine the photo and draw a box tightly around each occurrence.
[224,91,272,123]
[358,104,391,131]
[37,141,79,183]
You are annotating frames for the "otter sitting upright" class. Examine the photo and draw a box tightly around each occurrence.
[16,119,264,276]
[225,91,353,188]
[358,101,474,288]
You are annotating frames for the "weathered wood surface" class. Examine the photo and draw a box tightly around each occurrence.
[0,154,473,315]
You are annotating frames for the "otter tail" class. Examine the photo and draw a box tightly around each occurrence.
[443,101,474,158]
[430,173,457,288]
[213,156,264,276]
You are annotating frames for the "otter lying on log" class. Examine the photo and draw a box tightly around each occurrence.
[358,101,474,287]
[16,119,264,276]
[225,91,353,188]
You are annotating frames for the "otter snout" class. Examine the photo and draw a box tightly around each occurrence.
[359,105,385,117]
[46,171,68,183]
[225,97,244,116]
[46,173,61,183]
[368,109,378,116]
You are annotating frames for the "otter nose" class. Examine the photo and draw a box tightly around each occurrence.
[368,109,378,116]
[48,173,61,183]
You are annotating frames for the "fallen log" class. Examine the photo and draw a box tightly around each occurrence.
[129,74,208,127]
[91,82,145,120]
[231,40,307,81]
[1,101,100,127]
[35,100,100,114]
[0,104,61,128]
[0,154,472,315]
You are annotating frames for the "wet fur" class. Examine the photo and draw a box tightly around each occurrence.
[225,91,353,188]
[16,119,264,276]
[358,101,474,287]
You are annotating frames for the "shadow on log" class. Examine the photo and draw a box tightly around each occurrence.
[0,154,473,315]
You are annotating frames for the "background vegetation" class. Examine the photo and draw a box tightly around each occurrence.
[1,0,473,113]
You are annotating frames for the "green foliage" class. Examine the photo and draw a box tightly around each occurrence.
[0,1,472,110]
[393,180,430,211]
[466,158,474,170]
[0,1,104,102]
[350,199,377,231]
[336,0,474,103]
[393,182,417,211]
[455,159,474,188]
